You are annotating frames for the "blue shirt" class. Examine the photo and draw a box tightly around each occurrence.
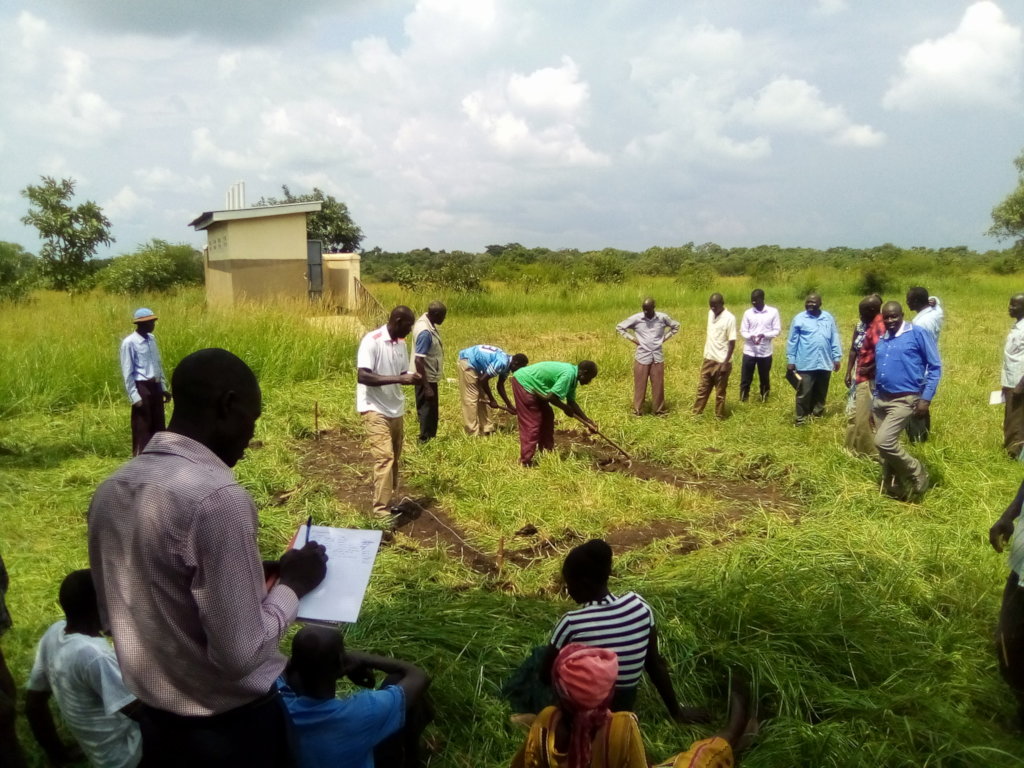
[278,679,405,768]
[786,310,842,371]
[458,345,512,379]
[875,321,941,401]
[119,331,167,405]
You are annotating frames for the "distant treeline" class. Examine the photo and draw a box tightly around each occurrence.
[361,241,1022,294]
[0,239,203,301]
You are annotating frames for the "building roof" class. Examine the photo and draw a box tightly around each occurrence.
[188,201,323,231]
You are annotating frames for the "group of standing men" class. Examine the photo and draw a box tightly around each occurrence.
[617,287,945,501]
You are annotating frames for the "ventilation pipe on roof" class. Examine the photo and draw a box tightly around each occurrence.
[225,181,245,210]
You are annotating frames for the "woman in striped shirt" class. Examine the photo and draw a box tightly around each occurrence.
[543,540,707,722]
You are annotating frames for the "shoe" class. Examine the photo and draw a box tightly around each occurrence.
[372,508,395,519]
[912,470,930,498]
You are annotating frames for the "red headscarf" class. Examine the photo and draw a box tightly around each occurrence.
[551,643,619,768]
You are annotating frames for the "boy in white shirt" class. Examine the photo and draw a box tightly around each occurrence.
[26,570,141,768]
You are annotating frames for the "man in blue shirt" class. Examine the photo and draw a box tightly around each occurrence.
[280,626,431,768]
[120,307,171,455]
[457,345,528,436]
[873,301,941,500]
[785,293,842,425]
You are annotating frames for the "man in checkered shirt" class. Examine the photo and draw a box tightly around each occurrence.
[88,348,328,766]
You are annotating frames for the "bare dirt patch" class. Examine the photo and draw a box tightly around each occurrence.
[554,428,801,519]
[293,427,802,576]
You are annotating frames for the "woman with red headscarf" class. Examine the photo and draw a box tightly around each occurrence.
[511,643,647,768]
[511,644,752,768]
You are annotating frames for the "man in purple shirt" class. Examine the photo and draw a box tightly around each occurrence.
[873,302,941,501]
[89,348,329,766]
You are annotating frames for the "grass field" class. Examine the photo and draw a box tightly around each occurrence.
[3,272,1024,767]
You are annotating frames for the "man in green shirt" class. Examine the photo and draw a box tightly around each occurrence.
[510,361,598,466]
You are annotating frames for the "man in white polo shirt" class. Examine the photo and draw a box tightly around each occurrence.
[357,306,421,517]
[693,293,737,419]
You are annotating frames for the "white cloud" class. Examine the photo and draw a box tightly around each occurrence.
[813,0,847,17]
[508,56,588,118]
[104,185,149,219]
[16,10,46,50]
[737,76,885,147]
[462,58,608,167]
[884,1,1023,110]
[404,0,499,57]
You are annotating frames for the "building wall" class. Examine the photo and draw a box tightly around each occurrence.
[204,213,311,305]
[323,252,361,310]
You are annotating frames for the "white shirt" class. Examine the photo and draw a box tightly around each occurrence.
[27,621,142,768]
[1004,318,1024,389]
[913,298,944,342]
[119,331,167,405]
[703,309,737,363]
[356,324,409,418]
[740,305,782,358]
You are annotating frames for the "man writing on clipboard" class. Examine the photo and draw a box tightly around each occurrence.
[89,348,329,767]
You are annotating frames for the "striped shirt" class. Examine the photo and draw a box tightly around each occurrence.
[550,592,653,689]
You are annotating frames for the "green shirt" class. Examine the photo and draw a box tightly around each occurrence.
[512,362,579,402]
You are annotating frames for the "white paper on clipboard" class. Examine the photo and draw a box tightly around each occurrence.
[991,390,1006,406]
[291,526,382,624]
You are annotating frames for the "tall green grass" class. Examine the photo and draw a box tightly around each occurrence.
[3,274,1024,766]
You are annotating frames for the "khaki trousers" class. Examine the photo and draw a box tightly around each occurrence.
[693,359,730,418]
[845,380,876,458]
[632,360,666,415]
[872,393,927,488]
[458,358,493,436]
[361,411,403,514]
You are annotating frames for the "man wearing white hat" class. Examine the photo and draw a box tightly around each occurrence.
[120,308,171,455]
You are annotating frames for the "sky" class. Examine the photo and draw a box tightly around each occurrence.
[1,0,1022,257]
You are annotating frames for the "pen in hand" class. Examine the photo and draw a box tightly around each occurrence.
[304,516,312,545]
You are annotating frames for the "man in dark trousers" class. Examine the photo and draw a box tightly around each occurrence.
[120,307,171,455]
[990,481,1024,729]
[786,293,842,425]
[89,348,329,767]
[411,301,447,442]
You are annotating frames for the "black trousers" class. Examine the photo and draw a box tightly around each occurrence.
[138,690,296,768]
[414,383,439,442]
[999,572,1024,718]
[131,379,166,456]
[740,354,772,400]
[794,370,831,423]
[374,675,435,768]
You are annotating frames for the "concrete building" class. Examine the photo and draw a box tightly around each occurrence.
[189,200,360,309]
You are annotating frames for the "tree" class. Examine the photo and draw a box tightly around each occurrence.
[20,176,114,291]
[253,185,363,252]
[990,150,1024,251]
[0,241,39,302]
[98,240,203,295]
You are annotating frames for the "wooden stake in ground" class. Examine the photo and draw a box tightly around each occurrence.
[314,400,320,438]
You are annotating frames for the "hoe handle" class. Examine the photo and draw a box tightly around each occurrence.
[576,417,632,460]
